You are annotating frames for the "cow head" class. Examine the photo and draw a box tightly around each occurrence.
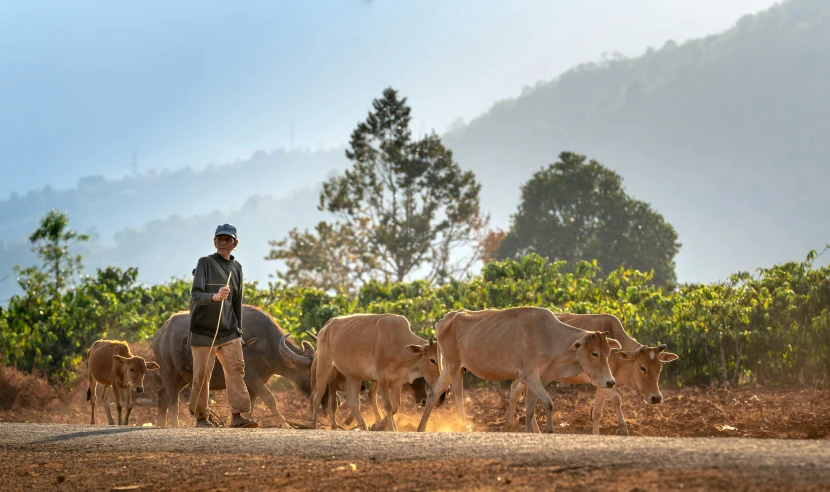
[278,334,315,392]
[569,331,621,389]
[405,377,448,408]
[112,355,160,393]
[404,336,441,387]
[615,343,678,404]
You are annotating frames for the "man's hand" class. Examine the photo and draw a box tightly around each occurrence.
[212,285,230,302]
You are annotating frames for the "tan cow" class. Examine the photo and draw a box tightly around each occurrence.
[417,307,621,434]
[503,313,679,435]
[86,339,160,425]
[309,313,441,431]
[301,331,439,430]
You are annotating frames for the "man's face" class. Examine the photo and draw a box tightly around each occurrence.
[214,234,237,258]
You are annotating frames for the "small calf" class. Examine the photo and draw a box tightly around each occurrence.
[86,339,160,425]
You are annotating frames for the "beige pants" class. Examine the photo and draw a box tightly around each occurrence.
[189,337,252,418]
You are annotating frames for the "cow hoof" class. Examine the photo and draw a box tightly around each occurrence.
[617,427,629,436]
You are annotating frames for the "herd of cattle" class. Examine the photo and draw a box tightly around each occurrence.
[86,305,678,434]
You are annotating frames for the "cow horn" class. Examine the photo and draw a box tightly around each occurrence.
[657,344,667,352]
[304,330,317,343]
[429,335,435,346]
[279,334,312,367]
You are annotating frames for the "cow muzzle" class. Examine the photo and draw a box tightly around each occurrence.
[604,379,616,389]
[135,387,144,393]
[649,394,662,404]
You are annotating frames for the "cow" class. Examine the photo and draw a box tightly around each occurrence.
[503,313,679,435]
[417,307,621,434]
[295,330,443,429]
[86,339,160,426]
[151,304,325,428]
[309,313,442,431]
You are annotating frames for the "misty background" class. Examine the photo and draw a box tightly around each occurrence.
[2,0,828,302]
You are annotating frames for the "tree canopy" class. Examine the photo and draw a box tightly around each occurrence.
[497,152,680,286]
[268,88,488,291]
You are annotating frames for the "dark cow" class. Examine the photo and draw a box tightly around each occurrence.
[151,305,323,428]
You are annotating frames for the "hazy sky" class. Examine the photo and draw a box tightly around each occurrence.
[1,0,779,198]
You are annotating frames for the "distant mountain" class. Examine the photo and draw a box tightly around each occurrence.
[445,0,830,282]
[0,148,348,244]
[0,188,325,303]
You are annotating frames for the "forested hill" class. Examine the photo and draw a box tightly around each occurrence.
[445,0,830,282]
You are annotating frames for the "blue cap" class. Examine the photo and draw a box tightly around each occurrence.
[214,223,238,239]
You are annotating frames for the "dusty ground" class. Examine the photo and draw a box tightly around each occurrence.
[3,349,830,491]
[4,358,829,439]
[2,424,830,491]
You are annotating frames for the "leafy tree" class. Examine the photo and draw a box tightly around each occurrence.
[14,209,89,294]
[497,151,680,286]
[265,220,379,293]
[269,87,488,289]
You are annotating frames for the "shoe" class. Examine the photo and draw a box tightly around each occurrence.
[230,416,259,428]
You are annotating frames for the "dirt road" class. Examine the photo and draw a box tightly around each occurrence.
[1,423,829,491]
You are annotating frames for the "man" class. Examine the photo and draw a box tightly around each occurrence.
[188,223,258,428]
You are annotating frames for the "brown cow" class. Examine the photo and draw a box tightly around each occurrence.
[86,339,160,425]
[417,307,621,433]
[502,313,677,436]
[309,313,441,431]
[297,331,440,430]
[503,313,679,435]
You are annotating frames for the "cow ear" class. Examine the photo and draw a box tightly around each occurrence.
[405,344,425,354]
[615,350,635,361]
[569,339,584,352]
[113,355,129,364]
[606,337,622,350]
[146,361,160,370]
[658,352,679,363]
[301,341,315,356]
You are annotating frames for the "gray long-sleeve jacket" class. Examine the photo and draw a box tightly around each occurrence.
[189,253,244,347]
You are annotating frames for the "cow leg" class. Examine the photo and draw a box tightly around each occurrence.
[345,378,367,430]
[159,372,182,428]
[502,380,524,431]
[602,388,628,436]
[373,380,397,432]
[310,362,335,430]
[100,385,115,426]
[88,376,97,425]
[416,369,453,432]
[113,384,124,426]
[387,382,402,432]
[247,376,291,429]
[522,374,554,433]
[341,394,355,427]
[449,367,468,430]
[156,385,168,428]
[592,388,608,435]
[512,382,542,433]
[169,379,188,428]
[123,387,133,426]
[325,380,341,430]
[368,381,382,425]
